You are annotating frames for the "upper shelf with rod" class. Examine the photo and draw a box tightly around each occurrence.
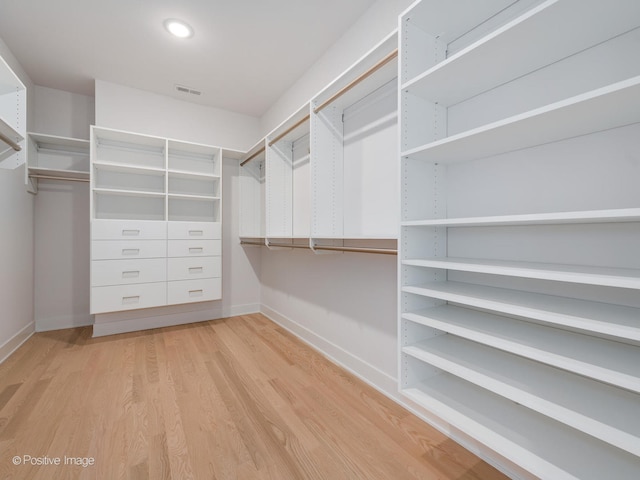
[0,54,26,170]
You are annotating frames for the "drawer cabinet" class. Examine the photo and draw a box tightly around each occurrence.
[92,219,166,240]
[167,257,221,281]
[91,240,167,260]
[168,221,221,240]
[91,282,167,314]
[92,258,167,286]
[168,239,221,257]
[167,278,222,305]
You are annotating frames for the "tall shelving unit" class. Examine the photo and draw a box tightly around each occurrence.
[0,54,26,170]
[398,0,640,478]
[90,126,222,316]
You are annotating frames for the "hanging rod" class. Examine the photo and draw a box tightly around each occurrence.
[268,115,311,147]
[313,49,398,114]
[0,132,22,152]
[313,245,397,256]
[240,146,266,167]
[29,174,90,183]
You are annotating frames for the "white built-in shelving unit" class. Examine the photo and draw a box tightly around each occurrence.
[25,133,90,192]
[0,54,26,170]
[90,126,222,316]
[239,32,399,254]
[398,0,640,478]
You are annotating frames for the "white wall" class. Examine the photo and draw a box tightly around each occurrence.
[95,80,261,152]
[260,0,413,135]
[257,0,413,400]
[93,80,262,335]
[34,86,94,139]
[0,37,35,361]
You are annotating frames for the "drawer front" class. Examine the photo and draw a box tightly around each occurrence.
[167,278,221,305]
[92,240,167,260]
[91,282,166,314]
[167,257,221,281]
[92,220,166,240]
[168,240,221,258]
[92,258,167,287]
[168,222,220,240]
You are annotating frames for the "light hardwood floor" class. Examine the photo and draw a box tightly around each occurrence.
[0,314,507,479]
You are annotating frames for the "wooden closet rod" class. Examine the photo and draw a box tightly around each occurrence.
[29,174,89,183]
[240,146,266,167]
[0,132,22,152]
[314,245,397,255]
[313,49,398,114]
[268,115,310,147]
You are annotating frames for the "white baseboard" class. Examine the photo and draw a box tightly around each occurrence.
[0,322,35,364]
[92,302,261,337]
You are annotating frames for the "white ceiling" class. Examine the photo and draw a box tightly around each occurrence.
[0,0,377,117]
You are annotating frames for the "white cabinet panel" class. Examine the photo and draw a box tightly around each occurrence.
[167,278,221,304]
[168,221,221,240]
[167,257,221,281]
[92,219,166,240]
[91,258,167,287]
[91,240,166,260]
[91,282,166,314]
[167,240,221,258]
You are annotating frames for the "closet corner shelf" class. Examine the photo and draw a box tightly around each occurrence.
[402,76,640,164]
[402,257,640,290]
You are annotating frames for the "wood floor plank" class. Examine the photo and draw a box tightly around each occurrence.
[0,313,508,479]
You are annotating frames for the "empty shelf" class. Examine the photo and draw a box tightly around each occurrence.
[402,304,640,393]
[403,281,640,341]
[404,334,640,456]
[402,257,640,290]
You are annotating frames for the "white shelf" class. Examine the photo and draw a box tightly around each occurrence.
[168,169,220,179]
[404,281,640,342]
[93,188,166,198]
[404,334,640,456]
[402,0,640,106]
[168,193,220,201]
[402,257,640,290]
[29,132,88,151]
[402,76,640,164]
[402,375,640,480]
[403,305,640,394]
[93,161,165,175]
[401,208,640,227]
[28,167,89,181]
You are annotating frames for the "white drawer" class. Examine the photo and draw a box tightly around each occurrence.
[168,222,220,240]
[91,282,166,314]
[92,220,166,240]
[167,257,221,281]
[92,258,167,287]
[167,278,221,305]
[168,239,221,257]
[92,240,166,260]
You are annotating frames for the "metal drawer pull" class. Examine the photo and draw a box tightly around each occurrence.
[122,295,140,304]
[122,249,140,256]
[122,229,140,236]
[122,270,140,278]
[188,230,204,236]
[189,267,204,274]
[189,247,203,254]
[189,289,203,297]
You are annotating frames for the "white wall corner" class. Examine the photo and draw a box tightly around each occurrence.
[0,321,35,364]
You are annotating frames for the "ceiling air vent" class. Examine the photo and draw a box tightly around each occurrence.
[174,84,202,96]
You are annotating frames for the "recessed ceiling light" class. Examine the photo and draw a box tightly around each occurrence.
[163,19,194,39]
